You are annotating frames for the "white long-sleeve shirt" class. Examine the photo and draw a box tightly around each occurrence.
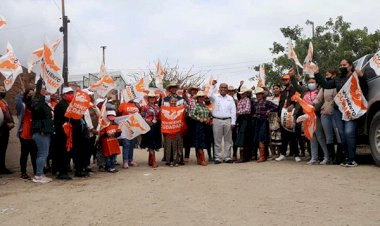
[208,85,237,125]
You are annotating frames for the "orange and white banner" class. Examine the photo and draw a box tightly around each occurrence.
[280,108,296,132]
[115,113,150,140]
[287,39,303,69]
[121,75,150,104]
[28,38,61,73]
[41,41,63,93]
[0,42,23,91]
[64,89,92,120]
[89,63,115,97]
[291,92,316,140]
[156,59,165,89]
[303,42,315,77]
[334,74,368,121]
[257,64,266,87]
[160,105,186,134]
[0,15,6,29]
[369,51,380,76]
[96,98,110,131]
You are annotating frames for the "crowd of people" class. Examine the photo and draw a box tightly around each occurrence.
[0,58,368,183]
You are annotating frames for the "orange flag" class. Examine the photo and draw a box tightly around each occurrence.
[160,105,186,135]
[0,15,6,29]
[156,59,165,89]
[64,89,92,120]
[89,63,115,97]
[41,41,64,93]
[291,92,316,140]
[28,38,61,73]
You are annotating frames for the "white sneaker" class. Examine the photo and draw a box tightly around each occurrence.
[275,155,286,161]
[307,159,319,165]
[33,175,52,183]
[295,157,301,162]
[320,159,329,165]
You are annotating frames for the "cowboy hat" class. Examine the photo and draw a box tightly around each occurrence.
[194,91,206,98]
[255,87,265,94]
[238,86,252,94]
[146,91,157,97]
[166,82,179,89]
[227,85,236,91]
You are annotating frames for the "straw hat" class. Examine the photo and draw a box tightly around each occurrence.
[95,98,104,106]
[187,86,199,92]
[146,91,157,97]
[255,87,265,94]
[166,82,179,89]
[238,86,252,94]
[227,85,236,91]
[194,91,206,98]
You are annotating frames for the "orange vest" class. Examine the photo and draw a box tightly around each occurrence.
[20,108,33,140]
[119,102,139,116]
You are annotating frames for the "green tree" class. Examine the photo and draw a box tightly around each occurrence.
[251,16,380,88]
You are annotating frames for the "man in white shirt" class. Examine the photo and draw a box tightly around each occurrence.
[208,80,237,164]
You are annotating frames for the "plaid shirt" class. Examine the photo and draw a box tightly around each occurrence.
[237,97,251,115]
[186,96,197,112]
[141,104,160,122]
[252,100,278,119]
[189,103,211,122]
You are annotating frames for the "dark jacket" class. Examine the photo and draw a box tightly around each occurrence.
[31,96,54,135]
[278,84,300,117]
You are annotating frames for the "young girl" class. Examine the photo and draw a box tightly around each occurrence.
[162,97,184,167]
[100,110,121,173]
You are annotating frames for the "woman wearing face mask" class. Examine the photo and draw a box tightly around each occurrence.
[314,59,368,167]
[314,69,344,164]
[30,79,55,183]
[290,70,329,165]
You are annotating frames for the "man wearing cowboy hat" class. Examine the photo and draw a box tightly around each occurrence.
[208,80,236,164]
[163,82,184,106]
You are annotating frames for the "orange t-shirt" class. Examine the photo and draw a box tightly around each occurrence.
[20,108,33,140]
[118,102,139,116]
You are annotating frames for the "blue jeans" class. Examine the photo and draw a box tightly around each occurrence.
[105,154,116,170]
[333,109,357,163]
[32,133,51,176]
[321,114,341,144]
[120,138,137,163]
[310,117,329,161]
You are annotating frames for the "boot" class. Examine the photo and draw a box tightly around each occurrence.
[197,150,207,166]
[257,144,266,162]
[327,144,335,163]
[148,151,153,166]
[236,149,248,163]
[335,143,345,165]
[151,151,158,168]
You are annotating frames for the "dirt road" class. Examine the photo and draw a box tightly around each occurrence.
[1,130,380,226]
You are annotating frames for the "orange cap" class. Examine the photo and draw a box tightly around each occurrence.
[282,74,290,79]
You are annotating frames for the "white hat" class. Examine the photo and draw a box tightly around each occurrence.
[95,98,104,106]
[166,82,179,90]
[106,110,116,116]
[146,91,157,97]
[227,85,236,91]
[238,86,252,94]
[255,87,265,94]
[83,88,94,95]
[62,87,74,94]
[194,91,206,98]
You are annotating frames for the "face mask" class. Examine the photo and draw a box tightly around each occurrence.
[65,93,74,103]
[339,67,348,76]
[205,100,211,105]
[307,83,317,90]
[0,92,6,99]
[45,95,51,104]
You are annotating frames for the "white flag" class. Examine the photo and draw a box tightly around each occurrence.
[287,39,303,69]
[369,51,380,76]
[115,113,150,139]
[303,42,315,77]
[88,63,115,97]
[156,59,165,89]
[28,38,61,73]
[41,41,64,93]
[0,42,23,91]
[257,64,266,87]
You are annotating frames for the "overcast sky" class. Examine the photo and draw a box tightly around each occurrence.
[0,0,379,87]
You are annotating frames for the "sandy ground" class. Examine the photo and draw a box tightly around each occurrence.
[1,128,380,226]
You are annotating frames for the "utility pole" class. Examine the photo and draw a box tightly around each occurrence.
[60,0,70,86]
[306,20,315,39]
[100,46,107,65]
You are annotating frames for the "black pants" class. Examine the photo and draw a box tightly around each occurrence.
[19,138,37,174]
[72,138,89,172]
[54,138,71,175]
[0,129,10,170]
[86,136,97,166]
[280,126,299,157]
